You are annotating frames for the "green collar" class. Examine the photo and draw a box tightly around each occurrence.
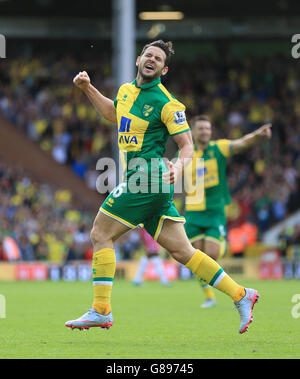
[133,77,161,89]
[195,141,211,152]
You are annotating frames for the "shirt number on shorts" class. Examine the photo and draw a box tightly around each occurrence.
[112,183,126,198]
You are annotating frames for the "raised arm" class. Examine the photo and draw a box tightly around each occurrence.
[73,71,117,123]
[230,123,272,154]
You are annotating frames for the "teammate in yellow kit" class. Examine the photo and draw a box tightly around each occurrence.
[184,115,272,307]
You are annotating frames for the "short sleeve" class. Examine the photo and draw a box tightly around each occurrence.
[161,100,190,136]
[216,139,232,158]
[114,83,128,108]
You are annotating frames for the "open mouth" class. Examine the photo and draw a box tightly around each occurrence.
[144,64,155,73]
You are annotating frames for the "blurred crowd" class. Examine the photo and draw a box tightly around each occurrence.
[0,43,300,261]
[278,223,300,259]
[0,50,115,190]
[0,160,146,262]
[0,160,93,262]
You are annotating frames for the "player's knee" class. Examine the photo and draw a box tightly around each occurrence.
[90,227,97,245]
[90,226,106,247]
[168,245,195,265]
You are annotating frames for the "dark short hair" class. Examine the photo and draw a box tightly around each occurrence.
[191,115,211,127]
[140,40,174,66]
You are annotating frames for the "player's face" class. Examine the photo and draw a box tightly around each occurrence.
[193,121,212,144]
[136,46,168,81]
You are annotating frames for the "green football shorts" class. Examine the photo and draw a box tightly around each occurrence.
[185,208,227,257]
[100,182,185,240]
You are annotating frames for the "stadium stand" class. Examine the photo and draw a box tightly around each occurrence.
[0,115,101,210]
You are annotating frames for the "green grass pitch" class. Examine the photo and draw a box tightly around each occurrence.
[0,278,299,359]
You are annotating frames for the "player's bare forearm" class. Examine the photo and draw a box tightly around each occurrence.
[83,84,117,123]
[175,142,194,173]
[163,130,193,185]
[73,71,117,123]
[231,123,272,154]
[173,130,193,172]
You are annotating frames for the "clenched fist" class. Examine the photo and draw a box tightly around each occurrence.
[256,123,272,139]
[162,160,181,185]
[73,71,91,91]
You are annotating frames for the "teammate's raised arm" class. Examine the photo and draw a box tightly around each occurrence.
[230,123,272,154]
[73,71,117,123]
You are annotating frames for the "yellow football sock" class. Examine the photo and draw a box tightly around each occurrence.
[186,250,245,301]
[201,283,216,300]
[92,248,116,315]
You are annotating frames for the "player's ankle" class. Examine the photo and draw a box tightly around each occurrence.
[232,286,246,302]
[93,302,111,315]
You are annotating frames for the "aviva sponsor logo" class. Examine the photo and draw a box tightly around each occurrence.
[119,135,138,144]
[117,115,148,151]
[118,116,138,146]
[119,116,132,133]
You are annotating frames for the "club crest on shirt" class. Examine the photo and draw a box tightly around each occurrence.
[173,110,186,125]
[142,104,154,117]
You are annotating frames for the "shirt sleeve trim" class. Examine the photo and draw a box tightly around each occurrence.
[170,128,190,136]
